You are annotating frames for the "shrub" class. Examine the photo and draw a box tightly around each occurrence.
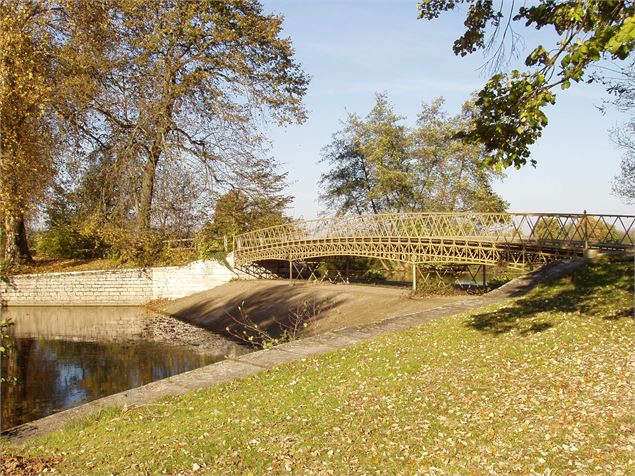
[225,299,321,349]
[194,222,228,258]
[34,225,106,259]
[363,268,386,282]
[102,229,167,267]
[487,275,514,290]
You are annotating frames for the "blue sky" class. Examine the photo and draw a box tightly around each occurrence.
[261,0,632,219]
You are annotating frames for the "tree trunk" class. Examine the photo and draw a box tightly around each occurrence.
[16,215,31,261]
[136,134,164,232]
[2,212,32,265]
[136,69,175,232]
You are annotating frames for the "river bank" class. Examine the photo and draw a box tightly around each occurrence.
[159,280,466,338]
[5,256,632,474]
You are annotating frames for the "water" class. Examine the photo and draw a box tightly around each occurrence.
[0,306,239,431]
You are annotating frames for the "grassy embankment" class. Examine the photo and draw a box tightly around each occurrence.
[4,249,198,276]
[5,256,634,474]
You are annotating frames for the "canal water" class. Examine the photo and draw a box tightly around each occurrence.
[0,306,242,431]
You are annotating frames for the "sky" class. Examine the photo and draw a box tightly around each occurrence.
[260,0,633,219]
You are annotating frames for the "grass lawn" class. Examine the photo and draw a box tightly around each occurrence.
[4,256,634,475]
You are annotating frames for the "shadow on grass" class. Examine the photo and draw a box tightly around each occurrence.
[467,255,634,335]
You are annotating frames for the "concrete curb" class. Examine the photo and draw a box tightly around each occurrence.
[1,259,589,442]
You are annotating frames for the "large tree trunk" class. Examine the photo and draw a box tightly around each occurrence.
[16,215,30,261]
[136,148,160,232]
[2,212,32,265]
[135,71,175,232]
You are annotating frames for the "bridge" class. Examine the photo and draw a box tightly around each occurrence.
[234,212,635,287]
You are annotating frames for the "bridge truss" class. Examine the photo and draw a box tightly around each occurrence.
[234,212,634,285]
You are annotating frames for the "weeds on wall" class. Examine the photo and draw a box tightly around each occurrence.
[0,317,15,383]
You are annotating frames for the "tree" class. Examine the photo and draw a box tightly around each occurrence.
[198,189,291,252]
[417,1,635,169]
[84,0,308,232]
[410,98,508,212]
[0,1,55,264]
[1,0,306,266]
[0,0,112,265]
[612,142,635,203]
[602,59,635,203]
[531,214,621,243]
[319,134,378,215]
[611,123,635,203]
[319,93,507,215]
[319,94,412,214]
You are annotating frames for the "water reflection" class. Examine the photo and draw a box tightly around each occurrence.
[5,306,151,341]
[0,306,236,431]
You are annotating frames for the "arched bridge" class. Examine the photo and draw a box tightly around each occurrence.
[234,212,635,271]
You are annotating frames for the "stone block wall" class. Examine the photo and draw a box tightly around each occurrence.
[0,259,243,306]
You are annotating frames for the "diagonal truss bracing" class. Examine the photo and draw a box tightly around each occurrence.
[234,212,635,268]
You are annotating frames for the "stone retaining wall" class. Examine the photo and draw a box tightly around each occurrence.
[0,259,242,306]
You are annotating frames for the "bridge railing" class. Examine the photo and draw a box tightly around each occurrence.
[234,212,635,264]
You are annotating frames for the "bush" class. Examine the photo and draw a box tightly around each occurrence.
[487,275,514,290]
[225,299,320,349]
[101,228,167,267]
[35,225,106,259]
[363,268,386,282]
[194,223,228,258]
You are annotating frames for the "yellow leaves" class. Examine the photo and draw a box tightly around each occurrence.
[0,1,59,232]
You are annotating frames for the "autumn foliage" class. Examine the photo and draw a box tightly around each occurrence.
[0,0,307,266]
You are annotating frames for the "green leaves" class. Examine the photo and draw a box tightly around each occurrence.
[526,45,550,67]
[418,0,635,169]
[471,71,556,168]
[320,93,508,213]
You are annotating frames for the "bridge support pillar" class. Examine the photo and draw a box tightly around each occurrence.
[412,262,417,292]
[289,257,293,286]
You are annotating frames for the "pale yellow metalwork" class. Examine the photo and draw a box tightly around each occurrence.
[234,212,635,269]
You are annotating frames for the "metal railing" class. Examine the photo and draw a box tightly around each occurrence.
[234,212,635,269]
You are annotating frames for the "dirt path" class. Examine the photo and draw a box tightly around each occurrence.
[160,281,466,338]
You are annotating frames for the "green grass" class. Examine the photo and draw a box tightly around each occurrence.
[6,256,634,475]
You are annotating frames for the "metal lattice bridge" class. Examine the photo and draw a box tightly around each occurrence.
[234,212,635,286]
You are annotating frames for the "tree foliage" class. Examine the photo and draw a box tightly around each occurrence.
[81,0,307,232]
[532,215,622,243]
[0,1,56,264]
[602,59,635,203]
[612,129,635,203]
[0,0,307,266]
[319,93,508,215]
[417,0,635,169]
[197,189,291,254]
[0,0,116,264]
